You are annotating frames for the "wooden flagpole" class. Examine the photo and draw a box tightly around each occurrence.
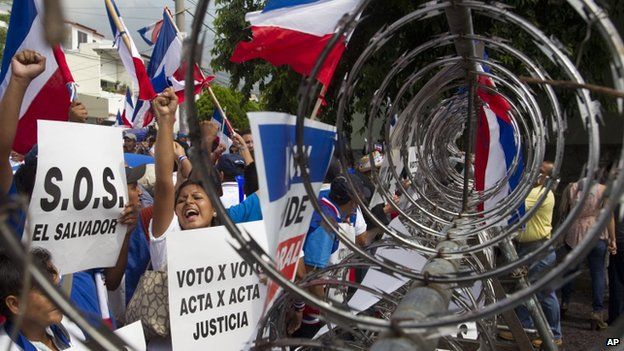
[310,85,327,120]
[104,0,135,59]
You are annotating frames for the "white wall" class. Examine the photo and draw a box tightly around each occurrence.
[65,47,102,95]
[99,50,135,91]
[102,91,125,121]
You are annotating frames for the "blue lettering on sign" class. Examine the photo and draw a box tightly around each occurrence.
[259,124,335,202]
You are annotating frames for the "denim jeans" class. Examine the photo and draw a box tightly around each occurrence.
[561,240,607,312]
[608,243,624,323]
[515,243,562,339]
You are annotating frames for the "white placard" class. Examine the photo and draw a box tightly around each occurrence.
[315,217,480,340]
[248,112,336,310]
[408,146,418,174]
[115,321,146,351]
[24,120,128,274]
[167,221,268,350]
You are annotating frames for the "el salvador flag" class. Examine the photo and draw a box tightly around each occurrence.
[147,8,211,104]
[106,0,156,128]
[106,0,155,102]
[474,65,525,223]
[0,0,76,154]
[230,0,361,87]
[212,109,234,152]
[137,19,164,46]
[120,88,134,127]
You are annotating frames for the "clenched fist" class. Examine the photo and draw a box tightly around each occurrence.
[152,87,178,127]
[12,50,46,84]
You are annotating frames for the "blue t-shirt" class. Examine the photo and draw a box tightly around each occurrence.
[6,181,26,238]
[227,192,263,223]
[303,196,342,269]
[124,214,150,304]
[69,270,113,329]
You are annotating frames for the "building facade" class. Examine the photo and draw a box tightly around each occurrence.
[63,22,146,125]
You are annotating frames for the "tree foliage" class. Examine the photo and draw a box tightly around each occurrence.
[196,84,263,130]
[211,0,624,132]
[0,13,8,63]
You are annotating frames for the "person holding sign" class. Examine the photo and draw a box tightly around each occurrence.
[293,174,371,338]
[150,88,218,271]
[0,248,86,350]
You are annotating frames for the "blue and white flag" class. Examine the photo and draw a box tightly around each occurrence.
[121,88,134,127]
[212,109,234,152]
[137,19,163,46]
[474,65,524,222]
[147,8,209,103]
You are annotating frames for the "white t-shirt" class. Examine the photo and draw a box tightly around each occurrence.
[220,182,241,209]
[149,215,182,271]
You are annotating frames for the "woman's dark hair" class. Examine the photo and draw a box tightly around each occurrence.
[175,178,222,227]
[14,161,37,198]
[0,248,56,318]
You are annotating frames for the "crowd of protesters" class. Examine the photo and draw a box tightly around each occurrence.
[0,49,622,350]
[0,50,398,350]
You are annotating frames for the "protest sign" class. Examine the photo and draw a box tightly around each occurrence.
[167,221,268,350]
[408,146,418,174]
[24,120,128,274]
[248,112,336,311]
[370,148,402,207]
[315,217,479,340]
[115,321,146,351]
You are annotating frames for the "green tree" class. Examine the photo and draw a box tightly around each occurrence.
[211,0,623,131]
[0,13,9,63]
[196,84,263,130]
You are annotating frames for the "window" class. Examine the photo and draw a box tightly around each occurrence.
[77,31,87,47]
[101,80,117,93]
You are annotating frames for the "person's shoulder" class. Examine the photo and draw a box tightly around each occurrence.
[0,327,13,350]
[0,334,17,351]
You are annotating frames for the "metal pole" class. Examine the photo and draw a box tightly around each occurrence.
[174,0,188,136]
[444,2,479,214]
[175,0,186,35]
[499,239,558,351]
[371,242,459,350]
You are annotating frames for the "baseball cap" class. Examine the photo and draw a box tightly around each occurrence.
[125,164,146,184]
[123,132,137,141]
[217,153,246,178]
[177,132,188,139]
[329,174,372,206]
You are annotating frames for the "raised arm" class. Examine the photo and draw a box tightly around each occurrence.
[0,50,46,193]
[232,133,254,165]
[608,214,617,255]
[104,203,139,290]
[199,119,220,157]
[152,88,178,238]
[173,141,192,181]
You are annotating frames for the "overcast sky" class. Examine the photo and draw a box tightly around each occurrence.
[0,0,225,81]
[62,0,217,52]
[71,0,227,83]
[0,1,235,85]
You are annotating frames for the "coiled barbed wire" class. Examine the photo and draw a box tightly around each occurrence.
[186,0,624,350]
[0,0,622,350]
